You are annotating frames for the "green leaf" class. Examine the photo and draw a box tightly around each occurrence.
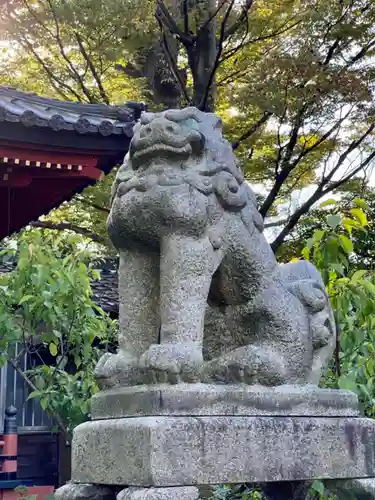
[19,294,35,305]
[338,374,358,392]
[339,234,353,254]
[311,480,325,496]
[320,199,336,208]
[343,217,357,234]
[351,270,367,282]
[326,214,341,229]
[331,262,344,275]
[352,198,369,210]
[33,375,46,390]
[49,342,58,356]
[27,390,43,400]
[301,247,310,260]
[363,281,375,296]
[313,230,325,244]
[350,208,368,227]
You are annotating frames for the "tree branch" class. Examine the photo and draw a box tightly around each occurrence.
[343,39,375,70]
[75,197,110,214]
[155,0,193,46]
[29,221,105,243]
[232,111,272,149]
[221,18,302,64]
[9,358,71,443]
[260,104,308,217]
[223,0,253,40]
[183,0,189,34]
[74,33,109,104]
[157,17,192,105]
[322,123,375,185]
[41,0,97,103]
[260,102,350,218]
[324,149,375,192]
[217,67,249,86]
[270,187,323,252]
[196,0,228,39]
[291,106,352,165]
[199,0,235,111]
[270,147,375,252]
[264,218,287,229]
[20,36,84,102]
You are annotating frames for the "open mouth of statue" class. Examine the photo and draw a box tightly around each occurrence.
[131,142,192,161]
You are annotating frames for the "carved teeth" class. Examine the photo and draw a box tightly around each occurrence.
[132,143,192,160]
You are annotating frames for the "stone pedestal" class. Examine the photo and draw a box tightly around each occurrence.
[55,385,375,499]
[90,383,359,418]
[71,414,375,486]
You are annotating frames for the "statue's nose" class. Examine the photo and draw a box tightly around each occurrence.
[139,118,181,139]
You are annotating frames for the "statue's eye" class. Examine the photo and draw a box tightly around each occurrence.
[181,118,199,131]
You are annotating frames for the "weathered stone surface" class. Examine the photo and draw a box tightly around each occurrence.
[54,483,116,500]
[71,416,375,486]
[91,383,359,419]
[117,487,199,499]
[327,478,375,499]
[95,107,335,389]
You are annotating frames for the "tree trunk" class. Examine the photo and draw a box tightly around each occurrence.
[121,0,184,109]
[191,0,217,111]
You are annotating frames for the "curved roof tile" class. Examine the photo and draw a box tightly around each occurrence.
[0,86,145,137]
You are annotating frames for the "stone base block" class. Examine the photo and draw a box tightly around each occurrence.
[91,383,359,419]
[54,483,116,499]
[71,415,375,486]
[117,487,199,499]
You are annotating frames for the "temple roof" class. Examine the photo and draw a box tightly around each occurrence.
[0,86,145,241]
[0,86,144,137]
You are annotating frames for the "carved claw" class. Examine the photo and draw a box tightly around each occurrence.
[139,343,204,384]
[203,345,287,386]
[94,351,141,389]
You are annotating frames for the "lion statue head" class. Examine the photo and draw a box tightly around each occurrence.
[108,107,263,248]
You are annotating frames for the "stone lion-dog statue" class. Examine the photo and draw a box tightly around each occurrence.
[95,107,335,388]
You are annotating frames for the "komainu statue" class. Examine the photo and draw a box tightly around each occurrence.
[95,107,335,388]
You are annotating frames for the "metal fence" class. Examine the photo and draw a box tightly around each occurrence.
[0,344,52,433]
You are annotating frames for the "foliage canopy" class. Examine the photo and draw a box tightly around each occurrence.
[0,0,374,250]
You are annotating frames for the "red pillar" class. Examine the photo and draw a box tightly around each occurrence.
[1,406,17,476]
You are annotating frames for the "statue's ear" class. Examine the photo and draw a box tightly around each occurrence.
[214,116,223,130]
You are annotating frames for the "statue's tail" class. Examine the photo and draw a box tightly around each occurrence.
[279,260,336,385]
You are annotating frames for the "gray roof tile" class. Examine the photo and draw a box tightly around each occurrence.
[0,86,145,137]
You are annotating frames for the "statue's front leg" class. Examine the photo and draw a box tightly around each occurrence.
[95,248,159,388]
[141,234,222,383]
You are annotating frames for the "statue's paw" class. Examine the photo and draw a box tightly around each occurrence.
[94,351,141,389]
[139,343,204,384]
[203,345,287,386]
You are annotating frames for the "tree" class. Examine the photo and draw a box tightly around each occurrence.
[274,186,375,266]
[0,0,375,256]
[300,199,375,421]
[0,230,117,440]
